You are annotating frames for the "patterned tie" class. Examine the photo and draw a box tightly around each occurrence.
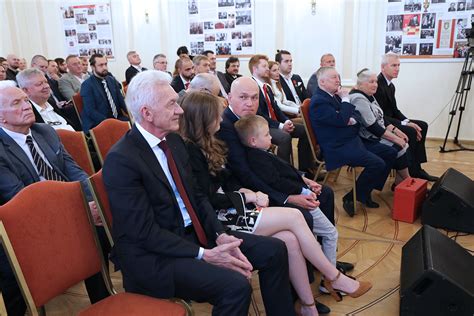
[263,84,277,120]
[102,79,118,118]
[158,140,208,246]
[25,136,65,181]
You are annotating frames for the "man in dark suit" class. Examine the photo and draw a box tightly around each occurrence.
[125,50,147,85]
[102,70,295,316]
[5,54,20,82]
[307,53,336,98]
[249,54,313,175]
[217,78,350,312]
[311,67,397,217]
[81,54,129,133]
[374,53,437,181]
[152,53,172,77]
[170,56,194,93]
[0,82,109,316]
[221,56,242,94]
[276,50,309,104]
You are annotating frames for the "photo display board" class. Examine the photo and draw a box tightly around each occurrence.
[60,1,114,59]
[385,0,474,59]
[187,0,255,56]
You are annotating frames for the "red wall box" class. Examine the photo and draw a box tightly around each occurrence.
[392,177,428,223]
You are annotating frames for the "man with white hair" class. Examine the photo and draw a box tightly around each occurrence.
[17,68,75,131]
[0,80,109,316]
[102,70,295,316]
[310,67,397,217]
[152,53,171,76]
[5,54,20,82]
[374,52,437,181]
[125,50,147,85]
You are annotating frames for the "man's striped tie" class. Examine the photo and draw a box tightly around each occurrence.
[25,136,65,181]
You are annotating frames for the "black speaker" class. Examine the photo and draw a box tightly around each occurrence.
[422,168,474,233]
[400,225,474,316]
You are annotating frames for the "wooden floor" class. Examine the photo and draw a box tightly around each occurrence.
[42,139,474,315]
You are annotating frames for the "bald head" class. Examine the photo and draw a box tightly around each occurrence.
[228,77,259,117]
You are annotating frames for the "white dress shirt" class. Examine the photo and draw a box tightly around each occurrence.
[253,76,289,129]
[280,73,302,105]
[30,100,74,131]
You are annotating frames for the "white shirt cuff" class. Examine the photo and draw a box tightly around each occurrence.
[402,119,410,125]
[301,187,312,195]
[196,247,204,260]
[341,97,350,103]
[278,123,284,129]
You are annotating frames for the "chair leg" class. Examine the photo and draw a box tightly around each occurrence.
[352,168,357,214]
[313,163,325,181]
[333,167,343,183]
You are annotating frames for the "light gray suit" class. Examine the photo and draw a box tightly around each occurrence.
[58,72,89,100]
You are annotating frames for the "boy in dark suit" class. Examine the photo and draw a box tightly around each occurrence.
[235,115,346,293]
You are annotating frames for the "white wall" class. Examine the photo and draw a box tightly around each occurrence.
[1,0,472,140]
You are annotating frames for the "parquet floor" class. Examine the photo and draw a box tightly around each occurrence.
[40,139,474,315]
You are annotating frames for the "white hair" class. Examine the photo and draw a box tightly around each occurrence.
[16,68,44,89]
[189,73,219,95]
[125,70,172,123]
[381,52,399,66]
[0,80,20,108]
[316,66,336,85]
[356,68,377,86]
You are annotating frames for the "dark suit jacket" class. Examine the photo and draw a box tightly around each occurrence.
[216,107,287,205]
[279,74,308,103]
[170,75,186,93]
[185,141,242,210]
[29,100,75,130]
[5,68,18,82]
[80,75,128,133]
[47,75,66,102]
[373,73,407,124]
[217,71,231,94]
[245,147,306,195]
[102,128,225,297]
[125,65,147,85]
[310,87,365,171]
[0,123,90,204]
[257,84,288,129]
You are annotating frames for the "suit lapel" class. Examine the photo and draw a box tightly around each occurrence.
[279,74,295,102]
[0,128,40,181]
[130,126,174,191]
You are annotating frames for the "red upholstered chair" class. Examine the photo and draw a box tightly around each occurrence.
[0,181,188,316]
[88,170,113,246]
[56,129,95,176]
[300,98,358,213]
[89,118,131,165]
[72,92,84,125]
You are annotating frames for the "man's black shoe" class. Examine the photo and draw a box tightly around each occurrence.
[316,300,331,314]
[417,169,439,182]
[363,197,379,208]
[342,192,355,217]
[336,261,354,273]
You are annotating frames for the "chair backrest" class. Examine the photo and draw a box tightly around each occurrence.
[90,118,131,165]
[0,181,109,311]
[56,129,95,176]
[72,93,84,125]
[89,170,114,246]
[300,98,323,164]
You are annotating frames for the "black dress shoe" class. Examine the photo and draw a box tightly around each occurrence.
[336,261,354,273]
[417,169,439,182]
[316,300,331,314]
[362,197,379,208]
[342,192,355,217]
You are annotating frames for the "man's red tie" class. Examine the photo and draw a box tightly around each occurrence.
[185,82,190,90]
[263,84,277,120]
[158,140,208,247]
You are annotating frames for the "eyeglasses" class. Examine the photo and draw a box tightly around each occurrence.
[47,121,62,126]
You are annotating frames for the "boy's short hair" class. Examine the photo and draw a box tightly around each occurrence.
[234,115,268,146]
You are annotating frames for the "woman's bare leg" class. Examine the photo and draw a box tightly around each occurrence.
[271,231,317,316]
[254,207,359,293]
